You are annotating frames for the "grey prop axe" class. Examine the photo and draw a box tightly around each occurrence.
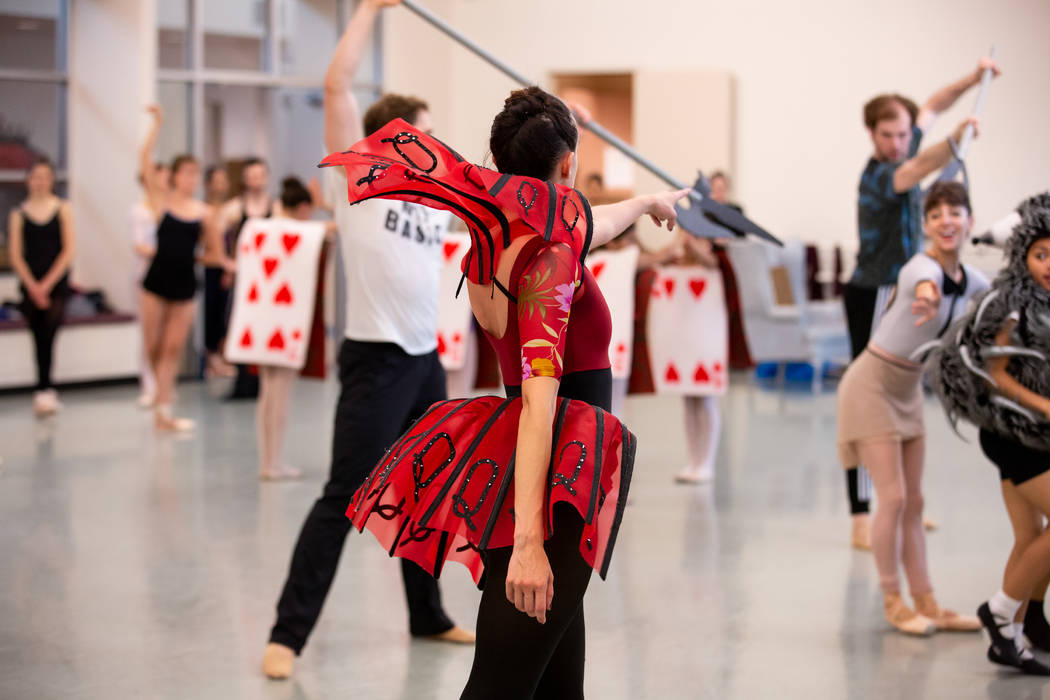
[937,47,996,188]
[399,0,782,246]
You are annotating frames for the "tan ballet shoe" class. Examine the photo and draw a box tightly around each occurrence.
[851,516,872,551]
[262,642,295,679]
[884,594,935,636]
[260,465,303,482]
[675,464,714,484]
[913,592,981,632]
[424,625,476,645]
[155,415,195,432]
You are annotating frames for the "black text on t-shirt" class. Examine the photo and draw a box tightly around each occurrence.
[384,202,441,247]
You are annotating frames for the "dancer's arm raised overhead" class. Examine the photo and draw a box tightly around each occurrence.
[325,0,401,153]
[915,56,1000,132]
[139,105,165,201]
[893,117,978,193]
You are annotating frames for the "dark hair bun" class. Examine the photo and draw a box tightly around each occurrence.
[280,176,312,210]
[489,87,578,181]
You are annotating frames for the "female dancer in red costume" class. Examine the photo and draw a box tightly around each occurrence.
[323,87,687,698]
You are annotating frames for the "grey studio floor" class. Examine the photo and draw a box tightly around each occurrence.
[1,373,1048,700]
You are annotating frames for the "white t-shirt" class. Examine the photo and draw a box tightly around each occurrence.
[870,253,990,358]
[129,201,157,282]
[325,167,451,355]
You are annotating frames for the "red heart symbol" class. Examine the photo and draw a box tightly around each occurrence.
[665,362,680,383]
[616,342,627,353]
[713,361,723,374]
[664,278,675,297]
[693,362,710,383]
[650,286,661,299]
[437,333,447,355]
[240,329,253,348]
[247,284,258,302]
[241,244,250,254]
[292,329,302,341]
[268,329,285,350]
[443,241,459,262]
[452,332,462,343]
[274,283,293,305]
[282,233,300,256]
[689,278,707,299]
[591,262,606,279]
[263,257,279,278]
[254,232,266,250]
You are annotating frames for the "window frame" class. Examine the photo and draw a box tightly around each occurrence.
[156,0,383,157]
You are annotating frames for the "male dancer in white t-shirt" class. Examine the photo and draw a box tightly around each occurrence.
[262,0,472,679]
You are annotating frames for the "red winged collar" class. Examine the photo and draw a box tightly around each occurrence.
[319,119,594,285]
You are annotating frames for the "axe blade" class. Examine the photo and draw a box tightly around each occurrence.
[676,174,783,246]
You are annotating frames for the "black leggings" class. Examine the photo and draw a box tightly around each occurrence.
[462,368,613,699]
[842,283,879,515]
[202,266,230,353]
[461,504,593,700]
[22,296,67,390]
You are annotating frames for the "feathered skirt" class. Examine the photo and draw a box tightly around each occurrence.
[346,395,637,586]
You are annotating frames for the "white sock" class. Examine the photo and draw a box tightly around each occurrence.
[989,590,1023,637]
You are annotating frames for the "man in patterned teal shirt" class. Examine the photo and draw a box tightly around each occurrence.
[844,57,1000,549]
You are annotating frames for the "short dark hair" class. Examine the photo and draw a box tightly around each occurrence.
[242,157,267,171]
[27,156,54,177]
[170,153,198,175]
[205,164,225,183]
[280,176,312,210]
[924,180,971,217]
[363,94,429,137]
[863,94,918,130]
[489,86,578,181]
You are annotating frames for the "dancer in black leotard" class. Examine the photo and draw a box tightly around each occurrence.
[138,104,228,431]
[7,158,75,417]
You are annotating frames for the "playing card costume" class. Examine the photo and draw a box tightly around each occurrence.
[320,119,636,586]
[926,193,1050,454]
[224,217,326,370]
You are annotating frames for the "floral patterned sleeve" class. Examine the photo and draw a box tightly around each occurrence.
[516,242,582,382]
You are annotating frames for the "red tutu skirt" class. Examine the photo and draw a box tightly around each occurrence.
[346,396,637,586]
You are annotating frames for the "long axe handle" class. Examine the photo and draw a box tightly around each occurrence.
[400,0,692,197]
[956,46,996,159]
[938,47,995,183]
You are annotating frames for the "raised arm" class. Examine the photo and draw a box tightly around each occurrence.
[38,201,75,294]
[590,188,689,248]
[324,0,401,153]
[986,319,1050,421]
[140,105,164,198]
[893,117,977,193]
[915,56,1000,132]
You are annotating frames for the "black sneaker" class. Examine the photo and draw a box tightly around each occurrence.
[987,643,1050,676]
[978,602,1023,667]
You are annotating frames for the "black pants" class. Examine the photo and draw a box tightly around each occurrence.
[202,266,230,354]
[842,283,879,515]
[461,504,592,700]
[842,283,880,362]
[269,339,454,654]
[22,295,67,391]
[461,368,611,699]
